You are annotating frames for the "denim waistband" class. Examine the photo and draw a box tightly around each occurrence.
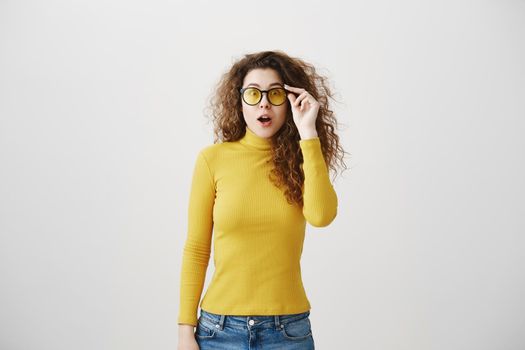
[199,309,311,331]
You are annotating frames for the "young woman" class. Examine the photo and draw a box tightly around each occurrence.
[177,50,347,350]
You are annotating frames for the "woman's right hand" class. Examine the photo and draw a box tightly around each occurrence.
[177,337,199,350]
[178,324,199,350]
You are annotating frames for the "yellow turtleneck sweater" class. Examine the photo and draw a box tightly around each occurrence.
[178,126,338,326]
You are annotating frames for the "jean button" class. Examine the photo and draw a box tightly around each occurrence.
[249,319,255,325]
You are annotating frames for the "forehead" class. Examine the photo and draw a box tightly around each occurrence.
[243,68,282,88]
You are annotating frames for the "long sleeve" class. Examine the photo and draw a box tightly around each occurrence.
[178,150,215,326]
[299,137,338,227]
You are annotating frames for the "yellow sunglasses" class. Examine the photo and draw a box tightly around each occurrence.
[239,86,288,106]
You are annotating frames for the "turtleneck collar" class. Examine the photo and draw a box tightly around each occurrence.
[239,126,272,151]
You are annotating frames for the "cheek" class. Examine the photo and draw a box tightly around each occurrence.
[242,104,256,117]
[276,105,289,119]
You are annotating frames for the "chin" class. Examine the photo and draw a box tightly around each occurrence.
[254,129,273,138]
[257,125,280,137]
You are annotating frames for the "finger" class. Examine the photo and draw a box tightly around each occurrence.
[301,100,309,110]
[300,94,318,108]
[293,92,308,107]
[293,92,307,105]
[284,84,306,92]
[300,99,311,112]
[300,98,310,109]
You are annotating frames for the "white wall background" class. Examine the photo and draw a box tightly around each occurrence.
[1,0,524,349]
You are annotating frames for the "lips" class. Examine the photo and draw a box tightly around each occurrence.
[257,114,272,127]
[257,115,272,122]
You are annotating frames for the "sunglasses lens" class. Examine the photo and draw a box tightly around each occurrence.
[243,88,261,105]
[268,88,287,105]
[242,87,287,105]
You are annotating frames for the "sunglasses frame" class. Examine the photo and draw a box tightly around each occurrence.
[239,86,288,106]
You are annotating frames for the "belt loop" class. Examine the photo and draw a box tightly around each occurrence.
[219,314,225,330]
[275,315,281,330]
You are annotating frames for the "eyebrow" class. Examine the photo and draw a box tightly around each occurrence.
[246,82,283,88]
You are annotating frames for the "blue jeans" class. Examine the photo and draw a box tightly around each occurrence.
[195,309,315,350]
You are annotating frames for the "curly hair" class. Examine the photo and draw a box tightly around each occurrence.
[204,50,348,207]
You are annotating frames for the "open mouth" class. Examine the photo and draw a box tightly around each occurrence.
[257,116,272,126]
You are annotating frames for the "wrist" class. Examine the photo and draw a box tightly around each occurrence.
[178,323,195,335]
[299,129,318,140]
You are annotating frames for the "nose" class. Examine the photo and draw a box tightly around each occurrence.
[259,92,271,108]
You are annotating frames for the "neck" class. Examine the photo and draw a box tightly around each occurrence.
[239,126,272,151]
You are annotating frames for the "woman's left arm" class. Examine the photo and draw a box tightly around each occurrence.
[284,83,338,227]
[300,136,338,227]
